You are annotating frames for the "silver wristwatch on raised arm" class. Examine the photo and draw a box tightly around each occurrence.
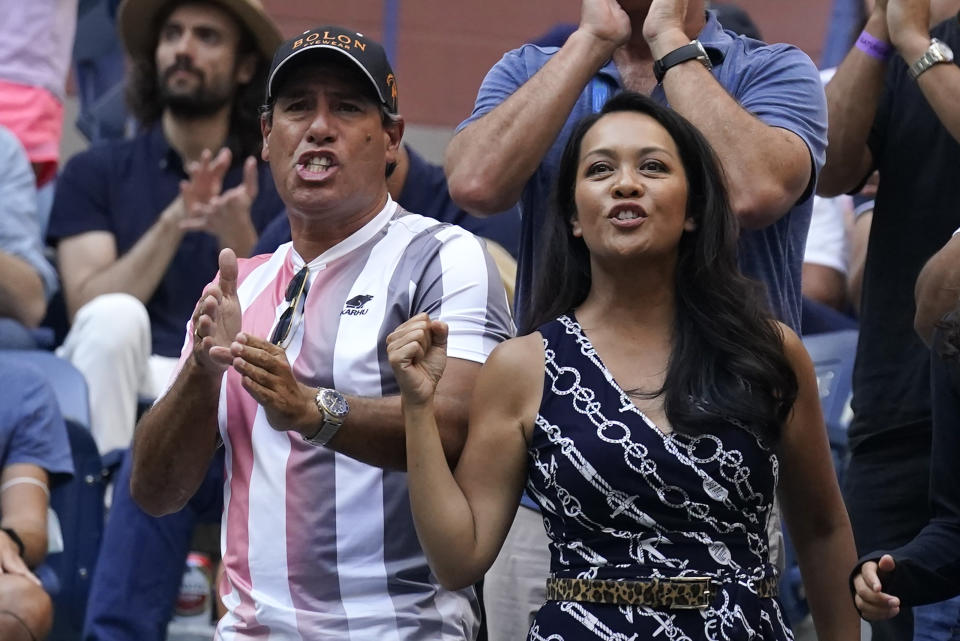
[908,38,954,80]
[303,387,349,446]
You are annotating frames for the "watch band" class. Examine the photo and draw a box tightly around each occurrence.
[909,38,954,80]
[653,40,713,84]
[1,527,25,559]
[304,418,343,446]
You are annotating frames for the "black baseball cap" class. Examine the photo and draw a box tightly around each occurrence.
[266,26,398,114]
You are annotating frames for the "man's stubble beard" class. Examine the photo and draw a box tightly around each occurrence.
[159,65,236,119]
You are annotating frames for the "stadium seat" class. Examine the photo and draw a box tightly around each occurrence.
[802,328,858,481]
[1,350,90,430]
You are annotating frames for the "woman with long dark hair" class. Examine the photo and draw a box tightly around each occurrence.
[387,92,859,640]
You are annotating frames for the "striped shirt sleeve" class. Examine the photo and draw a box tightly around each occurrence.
[411,226,515,363]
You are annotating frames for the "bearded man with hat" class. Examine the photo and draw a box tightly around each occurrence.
[47,0,285,458]
[127,24,511,641]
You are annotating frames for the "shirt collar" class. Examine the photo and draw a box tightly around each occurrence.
[289,195,399,271]
[146,123,244,174]
[698,9,734,62]
[146,125,183,174]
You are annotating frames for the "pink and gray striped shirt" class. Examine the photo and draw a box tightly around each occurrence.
[169,199,513,640]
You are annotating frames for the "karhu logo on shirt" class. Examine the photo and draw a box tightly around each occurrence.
[341,294,374,316]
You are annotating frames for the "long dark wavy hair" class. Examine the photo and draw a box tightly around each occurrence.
[126,0,269,159]
[527,92,797,444]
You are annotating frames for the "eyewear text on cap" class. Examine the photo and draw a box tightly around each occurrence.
[291,29,369,53]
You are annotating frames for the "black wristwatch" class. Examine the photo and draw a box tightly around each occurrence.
[1,527,25,559]
[653,40,713,84]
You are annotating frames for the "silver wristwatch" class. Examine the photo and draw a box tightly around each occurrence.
[908,38,954,80]
[303,388,349,446]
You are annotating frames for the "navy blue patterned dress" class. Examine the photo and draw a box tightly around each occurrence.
[526,316,793,641]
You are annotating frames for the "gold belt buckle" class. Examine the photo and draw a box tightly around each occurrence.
[666,576,716,610]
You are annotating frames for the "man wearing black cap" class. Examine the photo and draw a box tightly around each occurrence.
[130,26,512,640]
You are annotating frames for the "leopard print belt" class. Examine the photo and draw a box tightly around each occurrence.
[545,574,779,609]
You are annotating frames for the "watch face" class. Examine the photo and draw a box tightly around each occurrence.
[320,389,349,417]
[934,41,954,62]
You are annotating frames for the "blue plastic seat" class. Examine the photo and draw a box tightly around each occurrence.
[802,328,858,479]
[1,350,91,430]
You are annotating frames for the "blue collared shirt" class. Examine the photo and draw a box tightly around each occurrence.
[457,10,827,332]
[48,125,285,357]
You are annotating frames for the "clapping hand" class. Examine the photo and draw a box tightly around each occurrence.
[852,554,902,620]
[181,148,230,215]
[578,0,632,51]
[180,149,260,256]
[885,0,932,56]
[643,0,689,52]
[192,248,243,374]
[229,334,316,435]
[387,313,449,407]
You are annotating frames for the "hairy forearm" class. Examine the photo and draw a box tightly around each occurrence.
[901,43,960,145]
[0,252,46,327]
[660,59,810,227]
[317,390,468,471]
[820,14,889,196]
[446,29,615,215]
[130,358,222,516]
[68,201,185,318]
[403,401,487,589]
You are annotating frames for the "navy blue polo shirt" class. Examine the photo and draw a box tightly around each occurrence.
[48,126,285,357]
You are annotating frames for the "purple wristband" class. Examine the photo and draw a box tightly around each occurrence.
[856,30,892,61]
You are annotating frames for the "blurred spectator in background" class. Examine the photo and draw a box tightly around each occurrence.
[801,192,859,334]
[447,1,825,637]
[803,194,852,313]
[0,0,78,232]
[46,0,284,455]
[0,355,73,641]
[819,0,960,638]
[0,126,59,349]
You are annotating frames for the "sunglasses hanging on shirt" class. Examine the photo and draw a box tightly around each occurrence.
[270,265,310,347]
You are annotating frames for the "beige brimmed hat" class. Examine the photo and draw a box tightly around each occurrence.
[117,0,282,61]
